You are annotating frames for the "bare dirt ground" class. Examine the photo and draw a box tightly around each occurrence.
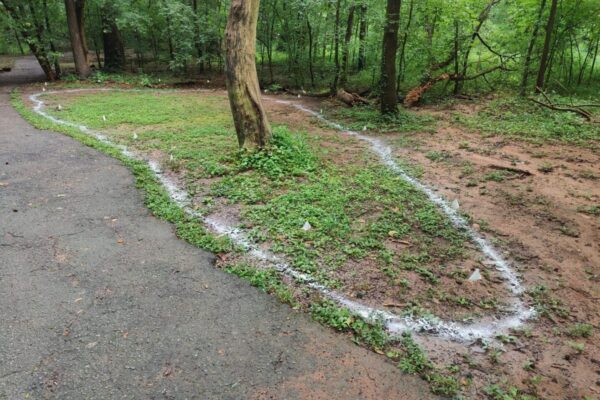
[264,96,600,400]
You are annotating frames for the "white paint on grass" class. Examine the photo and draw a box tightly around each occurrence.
[29,89,534,343]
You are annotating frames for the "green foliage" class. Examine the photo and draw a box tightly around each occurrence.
[310,300,388,351]
[237,128,317,179]
[326,104,436,133]
[484,384,538,400]
[459,96,600,146]
[226,264,296,306]
[565,323,593,338]
[527,285,570,321]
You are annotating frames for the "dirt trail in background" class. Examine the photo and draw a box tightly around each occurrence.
[1,58,435,399]
[264,96,600,400]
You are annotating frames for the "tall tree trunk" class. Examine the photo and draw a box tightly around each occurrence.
[589,35,599,83]
[357,4,367,71]
[43,0,62,77]
[330,0,342,94]
[192,0,204,71]
[225,0,272,149]
[535,0,558,91]
[75,0,88,61]
[520,0,547,95]
[307,17,315,87]
[65,0,91,78]
[397,0,414,84]
[101,5,125,72]
[380,0,401,114]
[340,5,355,87]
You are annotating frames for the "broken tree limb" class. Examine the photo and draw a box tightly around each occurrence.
[404,65,511,107]
[488,165,533,176]
[528,98,593,121]
[336,89,371,107]
[528,88,594,121]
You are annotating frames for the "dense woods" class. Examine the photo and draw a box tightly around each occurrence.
[1,0,599,101]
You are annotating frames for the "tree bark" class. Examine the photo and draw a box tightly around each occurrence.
[357,4,367,71]
[340,5,355,87]
[520,0,547,95]
[65,0,90,78]
[101,5,125,72]
[225,0,272,149]
[380,0,401,114]
[75,0,88,60]
[397,0,414,84]
[535,0,558,91]
[330,0,342,94]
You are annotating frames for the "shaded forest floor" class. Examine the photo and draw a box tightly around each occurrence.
[16,83,599,400]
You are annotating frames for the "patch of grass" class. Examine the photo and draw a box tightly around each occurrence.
[310,300,388,351]
[576,205,600,216]
[396,333,461,397]
[567,341,585,353]
[483,171,510,182]
[457,96,600,146]
[324,104,437,133]
[425,150,451,162]
[484,384,538,400]
[537,162,554,173]
[226,264,296,306]
[527,285,570,322]
[565,323,593,338]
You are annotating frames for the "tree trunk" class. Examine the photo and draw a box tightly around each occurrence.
[535,0,558,91]
[330,0,342,94]
[44,0,62,77]
[307,17,315,87]
[520,0,547,95]
[225,0,272,149]
[589,35,599,83]
[101,6,125,72]
[75,0,88,61]
[340,5,355,87]
[380,0,401,114]
[397,0,414,84]
[357,4,367,71]
[65,0,91,78]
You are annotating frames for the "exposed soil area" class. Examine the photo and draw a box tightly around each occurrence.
[311,96,600,400]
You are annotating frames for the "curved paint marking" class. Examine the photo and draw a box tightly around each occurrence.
[29,89,534,342]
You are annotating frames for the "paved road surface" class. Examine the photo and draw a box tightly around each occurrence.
[0,57,435,399]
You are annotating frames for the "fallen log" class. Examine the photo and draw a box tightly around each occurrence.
[336,88,370,107]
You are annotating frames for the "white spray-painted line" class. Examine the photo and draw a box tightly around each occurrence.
[28,88,535,342]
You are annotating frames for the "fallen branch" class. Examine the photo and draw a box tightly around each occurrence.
[404,65,510,107]
[336,88,370,107]
[529,89,593,121]
[488,164,533,176]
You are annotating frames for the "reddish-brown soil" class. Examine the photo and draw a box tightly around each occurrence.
[268,95,599,400]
